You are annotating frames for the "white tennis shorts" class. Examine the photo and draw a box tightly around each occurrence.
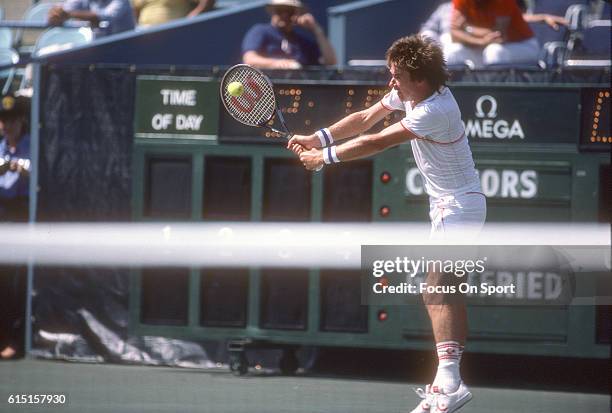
[429,192,487,240]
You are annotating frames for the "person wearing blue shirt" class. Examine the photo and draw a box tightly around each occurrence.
[0,93,30,361]
[242,0,337,69]
[0,94,30,223]
[48,0,135,37]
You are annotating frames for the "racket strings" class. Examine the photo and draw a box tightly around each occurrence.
[222,67,276,127]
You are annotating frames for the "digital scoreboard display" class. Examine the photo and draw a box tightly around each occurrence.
[219,82,610,151]
[219,83,404,143]
[581,88,611,151]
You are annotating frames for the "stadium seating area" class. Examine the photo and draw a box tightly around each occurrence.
[531,0,611,67]
[0,0,609,95]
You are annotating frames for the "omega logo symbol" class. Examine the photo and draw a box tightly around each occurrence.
[475,95,498,118]
[465,95,525,140]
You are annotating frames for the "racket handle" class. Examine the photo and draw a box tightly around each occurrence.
[315,165,323,172]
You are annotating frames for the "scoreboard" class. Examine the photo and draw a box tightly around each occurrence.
[581,88,611,149]
[219,83,403,141]
[134,75,611,152]
[217,82,611,151]
[130,75,611,362]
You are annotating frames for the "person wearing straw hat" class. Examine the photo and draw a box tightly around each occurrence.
[242,0,337,69]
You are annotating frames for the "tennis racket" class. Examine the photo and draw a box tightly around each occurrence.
[220,64,323,171]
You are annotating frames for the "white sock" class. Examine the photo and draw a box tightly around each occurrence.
[432,341,464,393]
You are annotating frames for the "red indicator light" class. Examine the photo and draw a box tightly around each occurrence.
[380,206,390,217]
[378,310,388,322]
[380,172,391,184]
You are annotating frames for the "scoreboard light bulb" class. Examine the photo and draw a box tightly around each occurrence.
[380,172,391,184]
[377,310,388,322]
[380,206,390,217]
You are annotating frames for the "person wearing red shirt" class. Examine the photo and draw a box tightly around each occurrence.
[445,0,540,67]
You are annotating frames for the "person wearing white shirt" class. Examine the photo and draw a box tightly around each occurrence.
[289,35,484,413]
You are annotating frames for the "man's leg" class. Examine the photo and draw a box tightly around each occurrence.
[410,272,470,413]
[442,40,484,67]
[424,271,467,393]
[483,38,540,65]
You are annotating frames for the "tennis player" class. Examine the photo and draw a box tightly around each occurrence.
[288,35,485,413]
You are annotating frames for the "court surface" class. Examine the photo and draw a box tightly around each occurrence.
[0,359,609,413]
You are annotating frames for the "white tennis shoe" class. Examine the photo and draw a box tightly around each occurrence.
[410,383,472,413]
[431,382,472,413]
[410,385,436,413]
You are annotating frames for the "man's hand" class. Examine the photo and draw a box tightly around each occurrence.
[295,13,320,33]
[0,160,9,176]
[9,160,29,177]
[542,14,568,30]
[288,142,305,156]
[48,5,69,26]
[299,148,324,171]
[273,59,302,69]
[479,30,503,46]
[288,134,320,150]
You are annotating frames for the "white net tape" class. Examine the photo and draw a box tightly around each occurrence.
[0,223,609,269]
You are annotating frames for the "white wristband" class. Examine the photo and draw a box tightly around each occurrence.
[323,147,332,165]
[315,128,334,147]
[330,146,340,163]
[323,146,340,165]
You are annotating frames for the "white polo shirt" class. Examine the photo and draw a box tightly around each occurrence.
[381,87,481,199]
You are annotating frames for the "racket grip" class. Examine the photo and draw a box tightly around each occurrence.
[315,165,323,172]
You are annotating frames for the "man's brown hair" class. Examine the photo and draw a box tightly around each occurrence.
[385,35,449,91]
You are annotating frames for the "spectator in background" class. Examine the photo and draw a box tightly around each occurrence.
[420,2,454,45]
[242,0,337,69]
[0,93,30,222]
[48,0,135,37]
[132,0,216,28]
[0,93,30,360]
[420,1,567,62]
[445,0,540,67]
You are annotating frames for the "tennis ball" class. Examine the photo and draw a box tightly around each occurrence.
[227,81,244,97]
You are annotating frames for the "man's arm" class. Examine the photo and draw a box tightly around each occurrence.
[188,0,216,18]
[522,13,568,30]
[296,13,337,65]
[50,0,131,27]
[48,2,100,27]
[298,121,415,170]
[288,101,392,150]
[449,7,502,46]
[92,0,132,24]
[242,50,302,69]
